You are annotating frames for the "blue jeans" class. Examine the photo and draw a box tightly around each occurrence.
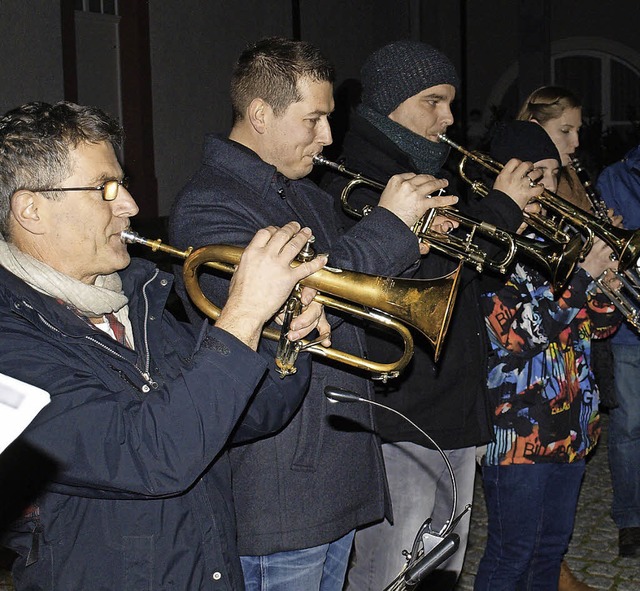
[346,443,476,591]
[474,462,585,591]
[240,530,355,591]
[609,344,640,529]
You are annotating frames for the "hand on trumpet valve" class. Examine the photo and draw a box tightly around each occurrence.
[493,159,545,210]
[378,172,458,254]
[579,237,618,281]
[217,222,328,346]
[275,286,332,346]
[609,210,624,228]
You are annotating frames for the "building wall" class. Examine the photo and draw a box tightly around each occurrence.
[0,0,64,114]
[465,1,640,120]
[2,1,640,216]
[149,0,415,215]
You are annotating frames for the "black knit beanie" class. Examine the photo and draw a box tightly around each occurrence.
[490,121,561,165]
[360,40,460,116]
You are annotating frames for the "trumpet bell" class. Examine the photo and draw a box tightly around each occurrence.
[539,232,584,295]
[300,263,462,363]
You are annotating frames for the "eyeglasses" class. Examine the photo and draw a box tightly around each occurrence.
[35,178,129,202]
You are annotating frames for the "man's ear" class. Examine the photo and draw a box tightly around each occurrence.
[10,190,47,235]
[247,98,270,134]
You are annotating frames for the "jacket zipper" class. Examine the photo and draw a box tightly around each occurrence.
[21,280,160,393]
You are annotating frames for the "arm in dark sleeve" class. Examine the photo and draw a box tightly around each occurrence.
[0,322,278,499]
[229,339,311,444]
[330,206,420,277]
[462,189,524,232]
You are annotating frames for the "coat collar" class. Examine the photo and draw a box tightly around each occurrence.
[202,134,280,198]
[0,258,168,339]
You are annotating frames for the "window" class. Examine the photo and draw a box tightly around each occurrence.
[553,52,640,127]
[75,0,118,16]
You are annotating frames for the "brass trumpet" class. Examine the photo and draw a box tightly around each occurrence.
[121,230,462,379]
[439,133,640,273]
[313,155,582,293]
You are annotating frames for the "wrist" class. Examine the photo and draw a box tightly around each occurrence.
[216,305,265,350]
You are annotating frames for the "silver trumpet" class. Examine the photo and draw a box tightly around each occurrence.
[571,156,640,330]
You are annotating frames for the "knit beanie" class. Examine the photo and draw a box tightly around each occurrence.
[490,121,561,165]
[360,40,460,116]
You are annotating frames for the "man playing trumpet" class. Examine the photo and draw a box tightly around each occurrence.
[0,100,326,590]
[320,40,541,590]
[169,36,457,591]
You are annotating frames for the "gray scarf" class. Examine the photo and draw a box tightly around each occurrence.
[357,104,450,175]
[0,234,134,344]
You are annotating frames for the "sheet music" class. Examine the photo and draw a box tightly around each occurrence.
[0,372,50,454]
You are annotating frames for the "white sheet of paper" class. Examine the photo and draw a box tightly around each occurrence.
[0,372,50,454]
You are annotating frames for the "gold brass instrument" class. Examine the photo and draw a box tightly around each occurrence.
[570,157,640,331]
[121,229,462,379]
[439,133,640,273]
[313,154,583,293]
[313,155,388,219]
[450,144,575,246]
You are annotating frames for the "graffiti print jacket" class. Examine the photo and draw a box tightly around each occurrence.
[481,263,619,465]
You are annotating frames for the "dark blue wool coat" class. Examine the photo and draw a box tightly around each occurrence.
[0,258,310,590]
[169,136,420,554]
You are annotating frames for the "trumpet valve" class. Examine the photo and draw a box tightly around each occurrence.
[297,236,317,262]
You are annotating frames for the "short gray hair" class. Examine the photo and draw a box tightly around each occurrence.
[0,101,123,236]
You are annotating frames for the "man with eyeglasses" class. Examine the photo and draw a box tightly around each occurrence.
[0,100,327,590]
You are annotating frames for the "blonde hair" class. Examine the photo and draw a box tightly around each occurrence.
[516,86,581,125]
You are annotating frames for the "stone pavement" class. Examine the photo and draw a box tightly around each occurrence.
[0,414,638,590]
[456,412,640,591]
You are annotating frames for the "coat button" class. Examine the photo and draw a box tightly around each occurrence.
[160,279,168,286]
[212,571,222,581]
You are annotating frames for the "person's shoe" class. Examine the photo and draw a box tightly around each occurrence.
[619,527,640,557]
[558,560,595,591]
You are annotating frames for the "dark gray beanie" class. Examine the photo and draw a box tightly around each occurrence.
[360,40,460,115]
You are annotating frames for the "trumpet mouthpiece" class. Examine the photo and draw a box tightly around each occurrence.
[120,229,140,244]
[312,154,339,170]
[438,133,458,149]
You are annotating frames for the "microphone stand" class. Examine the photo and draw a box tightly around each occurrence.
[324,386,471,590]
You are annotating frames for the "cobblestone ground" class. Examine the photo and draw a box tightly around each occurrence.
[1,415,638,590]
[456,412,640,591]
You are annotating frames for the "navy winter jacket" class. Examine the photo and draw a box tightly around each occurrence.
[169,136,421,555]
[0,258,310,590]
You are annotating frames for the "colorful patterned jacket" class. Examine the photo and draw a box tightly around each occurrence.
[481,263,619,465]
